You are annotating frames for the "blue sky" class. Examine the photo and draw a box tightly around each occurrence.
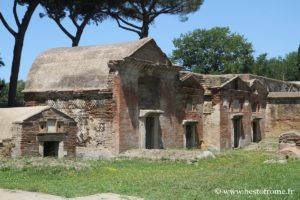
[0,0,300,81]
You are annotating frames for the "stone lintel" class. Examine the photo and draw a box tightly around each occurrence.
[231,113,244,119]
[182,119,199,125]
[139,110,164,117]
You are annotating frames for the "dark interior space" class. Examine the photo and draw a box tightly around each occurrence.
[43,141,59,157]
[186,124,196,149]
[252,120,261,142]
[233,117,242,148]
[146,117,155,149]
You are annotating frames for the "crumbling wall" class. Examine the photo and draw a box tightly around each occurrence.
[160,71,188,149]
[10,123,22,157]
[240,74,300,92]
[221,93,252,149]
[24,91,117,156]
[20,109,77,157]
[266,98,300,138]
[203,84,266,151]
[175,85,204,148]
[115,66,139,152]
[0,139,15,157]
[203,95,221,150]
[116,63,187,152]
[250,93,267,140]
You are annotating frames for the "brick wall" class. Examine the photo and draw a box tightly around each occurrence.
[24,90,117,156]
[114,61,203,152]
[266,98,300,137]
[20,109,77,157]
[203,81,267,150]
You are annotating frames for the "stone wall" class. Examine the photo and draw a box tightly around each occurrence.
[10,124,22,157]
[24,90,117,156]
[114,62,191,152]
[202,78,267,150]
[174,79,204,148]
[220,91,252,149]
[266,98,300,138]
[19,109,77,157]
[108,59,206,152]
[115,65,139,152]
[240,74,300,92]
[203,95,221,150]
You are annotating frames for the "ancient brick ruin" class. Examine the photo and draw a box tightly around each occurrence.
[0,106,77,157]
[0,38,299,158]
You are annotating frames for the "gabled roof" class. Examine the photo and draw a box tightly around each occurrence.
[24,38,173,93]
[0,106,74,142]
[0,106,49,141]
[179,73,204,92]
[211,76,251,91]
[179,71,232,90]
[247,79,268,95]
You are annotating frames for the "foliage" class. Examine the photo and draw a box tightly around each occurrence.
[109,0,204,38]
[252,52,300,81]
[172,27,254,74]
[297,44,300,80]
[0,79,5,97]
[0,150,299,199]
[0,80,25,103]
[40,0,111,47]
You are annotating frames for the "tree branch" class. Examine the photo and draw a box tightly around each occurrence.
[52,17,75,40]
[13,0,21,27]
[79,14,92,29]
[149,7,180,23]
[0,12,17,36]
[70,15,80,28]
[111,13,141,30]
[69,9,80,29]
[148,1,157,13]
[114,17,141,36]
[129,2,143,14]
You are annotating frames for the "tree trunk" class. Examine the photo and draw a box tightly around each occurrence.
[8,35,24,106]
[139,24,149,39]
[72,37,80,47]
[72,26,85,47]
[7,2,38,107]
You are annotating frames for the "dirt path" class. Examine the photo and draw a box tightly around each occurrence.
[0,189,143,200]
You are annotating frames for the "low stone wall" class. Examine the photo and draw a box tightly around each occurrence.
[266,98,300,138]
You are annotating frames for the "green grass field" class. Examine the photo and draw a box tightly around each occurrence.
[0,150,299,200]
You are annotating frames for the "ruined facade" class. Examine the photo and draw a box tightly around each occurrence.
[0,38,299,157]
[0,106,77,157]
[22,38,204,157]
[179,73,269,150]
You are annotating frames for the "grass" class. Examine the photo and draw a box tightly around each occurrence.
[0,150,299,200]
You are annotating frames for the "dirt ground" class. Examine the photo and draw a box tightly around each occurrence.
[0,189,143,200]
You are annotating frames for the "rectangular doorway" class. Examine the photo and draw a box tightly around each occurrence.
[233,118,242,148]
[252,121,261,142]
[43,141,59,157]
[145,117,155,149]
[186,124,196,149]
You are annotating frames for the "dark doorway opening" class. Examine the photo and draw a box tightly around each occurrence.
[252,120,261,142]
[186,124,196,149]
[145,117,155,149]
[233,117,242,148]
[44,141,59,157]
